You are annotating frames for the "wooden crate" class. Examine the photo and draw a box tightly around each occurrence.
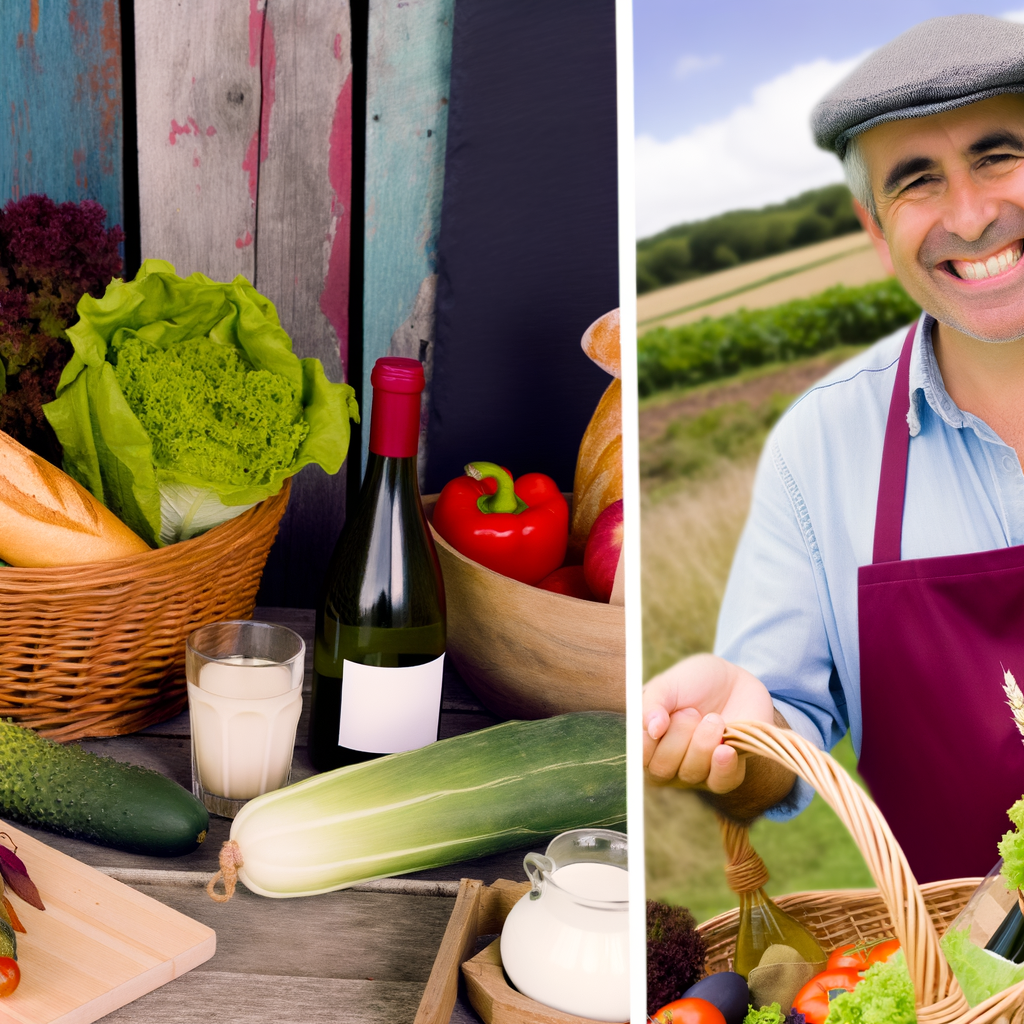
[414,877,619,1024]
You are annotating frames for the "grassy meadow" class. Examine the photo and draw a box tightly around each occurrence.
[641,346,876,923]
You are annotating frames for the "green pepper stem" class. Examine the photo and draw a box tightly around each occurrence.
[465,461,528,515]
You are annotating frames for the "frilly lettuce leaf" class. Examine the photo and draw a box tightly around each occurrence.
[1000,798,1024,892]
[43,259,359,545]
[824,952,915,1024]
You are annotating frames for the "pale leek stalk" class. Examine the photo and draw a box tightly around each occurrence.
[230,711,626,898]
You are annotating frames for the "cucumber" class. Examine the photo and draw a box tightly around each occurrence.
[230,710,626,898]
[0,723,208,857]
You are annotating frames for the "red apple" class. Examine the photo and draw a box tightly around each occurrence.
[535,565,597,601]
[583,499,623,602]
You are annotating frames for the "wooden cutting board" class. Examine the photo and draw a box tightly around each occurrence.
[0,821,215,1024]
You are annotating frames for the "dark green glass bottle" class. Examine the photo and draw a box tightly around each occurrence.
[986,903,1024,961]
[308,357,446,772]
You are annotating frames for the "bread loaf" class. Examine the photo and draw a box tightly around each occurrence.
[0,431,150,566]
[569,308,623,560]
[569,378,622,559]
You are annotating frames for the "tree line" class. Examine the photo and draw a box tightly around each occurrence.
[637,184,862,295]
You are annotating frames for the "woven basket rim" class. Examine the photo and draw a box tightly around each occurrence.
[0,478,291,586]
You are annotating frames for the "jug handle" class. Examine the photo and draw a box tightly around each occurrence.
[523,852,554,900]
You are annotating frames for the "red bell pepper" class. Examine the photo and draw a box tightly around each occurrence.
[792,967,862,1024]
[432,461,568,585]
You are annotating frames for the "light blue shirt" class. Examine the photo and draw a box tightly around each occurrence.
[714,312,1024,818]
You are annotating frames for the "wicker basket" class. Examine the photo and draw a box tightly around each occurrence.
[0,479,290,742]
[695,722,1024,1023]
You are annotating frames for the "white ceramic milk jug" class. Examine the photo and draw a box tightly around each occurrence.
[500,828,629,1022]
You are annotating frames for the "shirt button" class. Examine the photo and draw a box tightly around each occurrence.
[1004,454,1018,472]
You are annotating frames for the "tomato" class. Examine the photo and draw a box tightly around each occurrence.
[650,997,727,1024]
[0,957,19,997]
[792,967,861,1024]
[827,936,900,971]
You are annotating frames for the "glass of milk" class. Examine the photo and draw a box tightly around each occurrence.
[500,828,629,1021]
[186,620,305,818]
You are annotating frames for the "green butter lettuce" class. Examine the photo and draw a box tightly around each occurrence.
[43,260,359,545]
[825,953,915,1024]
[941,926,1024,1008]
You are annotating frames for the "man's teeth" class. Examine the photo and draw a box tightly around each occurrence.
[952,245,1023,280]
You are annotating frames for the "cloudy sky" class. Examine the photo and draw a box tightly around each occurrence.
[633,1,1024,238]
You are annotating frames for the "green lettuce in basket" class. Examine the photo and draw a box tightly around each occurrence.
[42,259,359,546]
[941,927,1024,1009]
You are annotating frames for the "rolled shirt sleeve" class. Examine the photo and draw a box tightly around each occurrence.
[715,435,849,819]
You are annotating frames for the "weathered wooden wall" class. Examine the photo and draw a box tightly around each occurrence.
[361,0,455,472]
[0,0,124,228]
[134,0,355,608]
[0,0,622,612]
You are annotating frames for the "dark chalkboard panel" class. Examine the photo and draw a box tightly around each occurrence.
[424,0,620,495]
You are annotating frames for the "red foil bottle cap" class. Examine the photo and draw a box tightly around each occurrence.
[370,357,425,394]
[369,357,424,458]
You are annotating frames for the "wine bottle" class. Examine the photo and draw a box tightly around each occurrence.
[308,356,446,772]
[986,903,1024,961]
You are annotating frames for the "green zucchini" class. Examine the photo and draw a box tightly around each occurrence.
[0,723,209,857]
[231,710,626,898]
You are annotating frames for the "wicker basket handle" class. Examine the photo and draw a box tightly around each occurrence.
[721,720,969,1021]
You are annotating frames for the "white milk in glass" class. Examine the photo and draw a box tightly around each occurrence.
[188,657,302,800]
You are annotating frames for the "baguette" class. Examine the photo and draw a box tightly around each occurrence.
[0,431,150,567]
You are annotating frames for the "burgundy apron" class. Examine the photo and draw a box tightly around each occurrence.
[858,323,1024,883]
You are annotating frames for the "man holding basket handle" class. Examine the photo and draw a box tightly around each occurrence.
[643,14,1024,883]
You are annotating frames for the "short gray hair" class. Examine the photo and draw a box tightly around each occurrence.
[842,135,877,222]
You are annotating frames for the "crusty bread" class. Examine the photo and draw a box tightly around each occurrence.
[0,431,150,567]
[569,378,622,561]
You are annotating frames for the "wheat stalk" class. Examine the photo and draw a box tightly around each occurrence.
[1004,668,1024,745]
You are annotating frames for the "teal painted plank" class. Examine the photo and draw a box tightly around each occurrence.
[0,0,123,228]
[361,0,454,468]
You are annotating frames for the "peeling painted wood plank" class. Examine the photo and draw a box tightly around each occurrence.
[254,0,354,608]
[255,1,353,382]
[134,0,260,280]
[361,0,455,467]
[0,0,124,228]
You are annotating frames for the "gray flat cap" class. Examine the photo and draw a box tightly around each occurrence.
[812,15,1024,157]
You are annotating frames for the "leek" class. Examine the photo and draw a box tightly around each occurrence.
[229,711,626,898]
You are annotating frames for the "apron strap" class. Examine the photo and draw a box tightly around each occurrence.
[872,322,918,564]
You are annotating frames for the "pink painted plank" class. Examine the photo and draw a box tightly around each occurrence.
[251,0,354,606]
[134,0,260,280]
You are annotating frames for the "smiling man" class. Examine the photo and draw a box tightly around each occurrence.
[642,15,1024,882]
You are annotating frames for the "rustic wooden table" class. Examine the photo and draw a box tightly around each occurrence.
[17,608,533,1024]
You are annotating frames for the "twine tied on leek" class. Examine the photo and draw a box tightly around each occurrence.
[207,840,244,903]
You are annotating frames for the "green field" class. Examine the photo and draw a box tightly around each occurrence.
[641,348,875,923]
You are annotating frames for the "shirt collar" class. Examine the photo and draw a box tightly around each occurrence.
[908,313,969,437]
[907,312,1007,445]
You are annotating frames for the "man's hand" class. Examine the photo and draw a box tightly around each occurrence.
[642,653,795,821]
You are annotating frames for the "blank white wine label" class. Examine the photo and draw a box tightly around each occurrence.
[338,654,445,752]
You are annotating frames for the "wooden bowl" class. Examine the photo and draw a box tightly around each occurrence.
[423,495,625,719]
